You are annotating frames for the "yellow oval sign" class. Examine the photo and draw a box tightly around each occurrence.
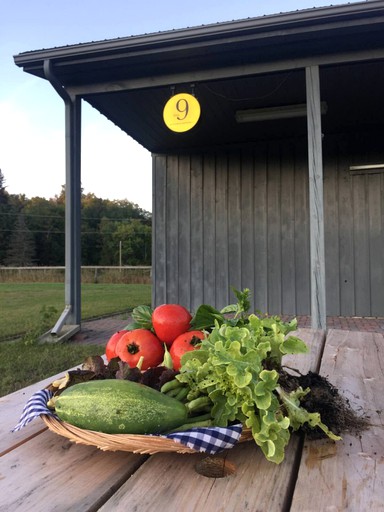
[163,93,201,133]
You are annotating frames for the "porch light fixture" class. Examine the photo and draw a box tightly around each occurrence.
[349,164,384,175]
[235,102,328,123]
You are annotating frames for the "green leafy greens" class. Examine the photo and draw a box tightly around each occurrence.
[189,287,252,330]
[177,312,339,464]
[125,305,153,331]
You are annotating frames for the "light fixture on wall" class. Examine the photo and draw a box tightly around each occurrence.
[235,102,328,123]
[349,164,384,175]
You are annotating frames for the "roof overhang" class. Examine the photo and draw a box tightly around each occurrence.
[14,1,384,153]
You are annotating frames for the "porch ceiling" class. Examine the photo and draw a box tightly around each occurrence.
[14,1,384,153]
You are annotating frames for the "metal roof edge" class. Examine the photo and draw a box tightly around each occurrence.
[14,1,384,65]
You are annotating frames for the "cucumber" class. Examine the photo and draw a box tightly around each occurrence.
[54,379,188,434]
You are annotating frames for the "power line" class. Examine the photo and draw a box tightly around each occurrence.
[0,229,150,235]
[0,211,151,222]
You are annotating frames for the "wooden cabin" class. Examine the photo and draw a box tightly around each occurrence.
[14,1,384,333]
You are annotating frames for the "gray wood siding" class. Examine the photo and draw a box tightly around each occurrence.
[153,132,384,317]
[324,132,384,317]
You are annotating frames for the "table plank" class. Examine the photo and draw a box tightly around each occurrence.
[98,437,302,512]
[97,328,325,512]
[290,329,384,511]
[0,428,147,512]
[0,366,78,456]
[283,328,325,374]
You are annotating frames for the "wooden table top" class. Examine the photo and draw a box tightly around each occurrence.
[0,328,383,512]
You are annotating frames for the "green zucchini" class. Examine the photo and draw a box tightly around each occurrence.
[54,379,188,434]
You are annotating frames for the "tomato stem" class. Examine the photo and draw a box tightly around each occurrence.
[190,335,202,347]
[127,342,140,354]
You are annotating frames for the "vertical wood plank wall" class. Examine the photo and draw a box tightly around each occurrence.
[152,132,383,317]
[324,132,384,317]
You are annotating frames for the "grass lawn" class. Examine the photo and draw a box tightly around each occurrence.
[0,341,105,397]
[0,283,151,341]
[0,283,151,396]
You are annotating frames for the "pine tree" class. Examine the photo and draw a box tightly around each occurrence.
[0,169,10,264]
[0,169,7,203]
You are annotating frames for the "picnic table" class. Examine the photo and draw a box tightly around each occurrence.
[0,328,383,511]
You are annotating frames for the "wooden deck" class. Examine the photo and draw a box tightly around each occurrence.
[0,328,383,511]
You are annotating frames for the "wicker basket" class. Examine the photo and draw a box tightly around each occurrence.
[41,414,253,454]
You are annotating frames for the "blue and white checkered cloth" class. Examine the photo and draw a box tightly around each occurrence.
[13,389,243,454]
[166,425,242,453]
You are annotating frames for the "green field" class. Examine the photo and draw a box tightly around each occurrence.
[0,283,151,396]
[0,283,151,341]
[0,342,106,397]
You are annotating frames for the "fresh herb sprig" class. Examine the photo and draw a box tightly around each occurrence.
[190,287,252,330]
[125,305,153,331]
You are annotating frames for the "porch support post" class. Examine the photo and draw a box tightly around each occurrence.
[43,59,82,329]
[306,65,326,330]
[64,95,82,325]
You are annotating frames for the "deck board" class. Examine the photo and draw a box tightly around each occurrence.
[98,438,302,512]
[0,367,77,456]
[290,329,384,511]
[0,429,147,511]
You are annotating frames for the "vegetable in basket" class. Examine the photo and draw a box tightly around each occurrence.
[50,288,364,465]
[165,315,341,464]
[54,379,213,435]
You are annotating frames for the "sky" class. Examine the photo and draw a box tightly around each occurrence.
[1,0,358,212]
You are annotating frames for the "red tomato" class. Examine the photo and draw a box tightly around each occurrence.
[152,304,192,346]
[105,330,129,362]
[115,329,164,370]
[169,330,205,370]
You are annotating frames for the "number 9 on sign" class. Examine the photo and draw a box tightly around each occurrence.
[163,93,201,132]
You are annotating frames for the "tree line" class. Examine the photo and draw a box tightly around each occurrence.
[0,170,152,267]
